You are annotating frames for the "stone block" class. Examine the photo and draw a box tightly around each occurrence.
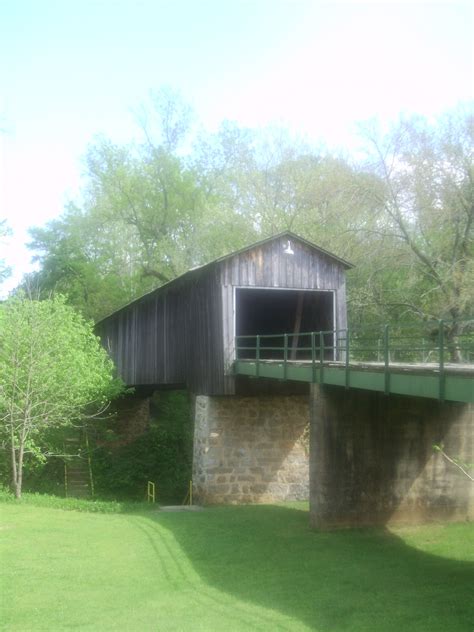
[192,393,310,505]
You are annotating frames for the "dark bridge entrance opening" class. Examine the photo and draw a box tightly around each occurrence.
[235,288,334,360]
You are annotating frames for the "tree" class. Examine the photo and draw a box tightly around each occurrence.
[27,102,260,321]
[26,88,470,344]
[28,202,153,321]
[0,294,124,498]
[193,122,380,260]
[433,444,474,482]
[0,219,11,286]
[358,108,474,356]
[85,138,206,283]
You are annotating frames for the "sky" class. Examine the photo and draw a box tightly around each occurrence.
[0,0,473,295]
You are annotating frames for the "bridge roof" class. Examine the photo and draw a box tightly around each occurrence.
[97,231,353,325]
[206,231,354,270]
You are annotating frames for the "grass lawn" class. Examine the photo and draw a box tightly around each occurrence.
[1,498,473,631]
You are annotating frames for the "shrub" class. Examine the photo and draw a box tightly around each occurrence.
[92,390,192,503]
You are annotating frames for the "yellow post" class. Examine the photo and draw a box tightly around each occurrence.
[147,481,155,503]
[85,431,95,498]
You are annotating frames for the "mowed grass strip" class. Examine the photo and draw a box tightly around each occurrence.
[1,500,473,631]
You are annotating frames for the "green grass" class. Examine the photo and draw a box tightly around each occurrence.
[0,489,156,514]
[1,497,473,631]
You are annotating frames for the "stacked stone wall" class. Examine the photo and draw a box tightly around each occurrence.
[192,395,310,504]
[98,396,151,448]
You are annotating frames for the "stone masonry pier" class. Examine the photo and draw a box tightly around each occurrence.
[192,394,310,504]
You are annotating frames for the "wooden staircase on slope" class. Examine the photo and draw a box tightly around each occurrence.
[64,433,94,499]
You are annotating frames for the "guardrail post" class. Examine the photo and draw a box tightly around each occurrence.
[384,325,390,395]
[319,331,324,384]
[311,332,316,383]
[438,320,445,401]
[256,335,260,377]
[283,333,288,380]
[345,329,350,389]
[233,336,238,374]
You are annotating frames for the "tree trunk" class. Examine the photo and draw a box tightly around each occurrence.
[10,443,23,499]
[447,314,463,363]
[13,481,21,499]
[16,444,24,499]
[10,443,19,498]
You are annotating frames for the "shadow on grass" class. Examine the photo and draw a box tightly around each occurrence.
[148,504,473,632]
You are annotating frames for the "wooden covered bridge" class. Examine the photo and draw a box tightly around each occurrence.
[97,232,474,528]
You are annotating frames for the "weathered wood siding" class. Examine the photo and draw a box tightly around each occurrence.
[97,270,225,394]
[184,270,225,395]
[97,233,349,396]
[219,235,348,392]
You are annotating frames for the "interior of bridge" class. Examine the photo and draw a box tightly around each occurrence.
[235,288,334,360]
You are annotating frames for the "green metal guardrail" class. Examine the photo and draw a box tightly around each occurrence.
[234,320,474,403]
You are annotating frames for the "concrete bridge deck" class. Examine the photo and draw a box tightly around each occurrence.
[234,359,474,403]
[234,323,474,403]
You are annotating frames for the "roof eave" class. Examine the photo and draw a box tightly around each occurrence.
[96,231,354,325]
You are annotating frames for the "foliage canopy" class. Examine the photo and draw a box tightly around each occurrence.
[0,294,124,497]
[26,97,473,334]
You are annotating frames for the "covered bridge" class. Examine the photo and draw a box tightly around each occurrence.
[96,231,351,395]
[97,232,473,527]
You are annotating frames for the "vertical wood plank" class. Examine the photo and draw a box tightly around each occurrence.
[248,251,256,286]
[96,236,349,394]
[271,239,279,287]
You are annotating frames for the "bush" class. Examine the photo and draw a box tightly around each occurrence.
[92,390,192,503]
[1,390,193,504]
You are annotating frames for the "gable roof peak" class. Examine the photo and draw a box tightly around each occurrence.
[217,230,354,269]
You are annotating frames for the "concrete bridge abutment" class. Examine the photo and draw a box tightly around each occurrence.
[309,384,473,529]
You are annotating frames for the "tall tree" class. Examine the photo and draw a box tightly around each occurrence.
[28,202,151,321]
[28,101,262,320]
[358,108,474,354]
[26,92,471,342]
[0,219,11,286]
[85,138,206,283]
[0,294,124,498]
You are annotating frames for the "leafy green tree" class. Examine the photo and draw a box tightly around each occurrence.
[25,89,471,347]
[92,390,193,502]
[0,294,124,498]
[27,103,261,320]
[85,138,206,282]
[357,108,473,354]
[0,219,11,285]
[193,122,380,259]
[28,202,153,321]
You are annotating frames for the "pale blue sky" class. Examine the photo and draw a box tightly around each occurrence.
[1,0,473,294]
